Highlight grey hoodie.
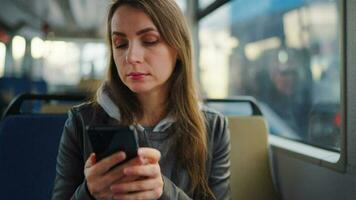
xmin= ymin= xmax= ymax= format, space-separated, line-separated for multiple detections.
xmin=52 ymin=84 xmax=231 ymax=200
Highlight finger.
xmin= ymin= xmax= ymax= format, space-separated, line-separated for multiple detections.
xmin=123 ymin=164 xmax=160 ymax=178
xmin=102 ymin=156 xmax=145 ymax=184
xmin=93 ymin=151 xmax=126 ymax=175
xmin=113 ymin=188 xmax=163 ymax=200
xmin=137 ymin=148 xmax=161 ymax=163
xmin=124 ymin=155 xmax=146 ymax=166
xmin=88 ymin=186 xmax=114 ymax=200
xmin=110 ymin=157 xmax=144 ymax=184
xmin=111 ymin=178 xmax=162 ymax=193
xmin=115 ymin=175 xmax=141 ymax=183
xmin=85 ymin=153 xmax=97 ymax=169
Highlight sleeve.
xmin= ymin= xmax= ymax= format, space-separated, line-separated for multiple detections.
xmin=52 ymin=110 xmax=94 ymax=200
xmin=209 ymin=116 xmax=231 ymax=200
xmin=159 ymin=176 xmax=193 ymax=200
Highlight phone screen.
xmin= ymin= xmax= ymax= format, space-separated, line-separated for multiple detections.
xmin=86 ymin=125 xmax=139 ymax=162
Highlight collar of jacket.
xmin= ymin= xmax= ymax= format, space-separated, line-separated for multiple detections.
xmin=96 ymin=82 xmax=176 ymax=133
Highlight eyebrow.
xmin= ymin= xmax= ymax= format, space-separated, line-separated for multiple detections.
xmin=112 ymin=27 xmax=158 ymax=37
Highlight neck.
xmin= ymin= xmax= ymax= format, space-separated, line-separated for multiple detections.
xmin=136 ymin=90 xmax=168 ymax=126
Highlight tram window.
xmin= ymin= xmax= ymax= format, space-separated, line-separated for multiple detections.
xmin=42 ymin=41 xmax=81 ymax=86
xmin=12 ymin=35 xmax=26 ymax=76
xmin=198 ymin=0 xmax=341 ymax=151
xmin=31 ymin=37 xmax=45 ymax=59
xmin=0 ymin=42 xmax=5 ymax=77
xmin=40 ymin=41 xmax=106 ymax=87
xmin=80 ymin=43 xmax=107 ymax=79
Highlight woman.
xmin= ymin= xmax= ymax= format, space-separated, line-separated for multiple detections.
xmin=52 ymin=0 xmax=230 ymax=199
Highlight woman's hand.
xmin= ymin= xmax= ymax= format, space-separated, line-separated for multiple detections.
xmin=84 ymin=152 xmax=144 ymax=200
xmin=110 ymin=147 xmax=164 ymax=200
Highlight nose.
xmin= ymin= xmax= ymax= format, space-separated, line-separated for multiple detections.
xmin=125 ymin=42 xmax=143 ymax=65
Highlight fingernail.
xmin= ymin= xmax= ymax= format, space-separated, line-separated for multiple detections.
xmin=138 ymin=148 xmax=143 ymax=155
xmin=118 ymin=152 xmax=125 ymax=159
xmin=91 ymin=154 xmax=96 ymax=163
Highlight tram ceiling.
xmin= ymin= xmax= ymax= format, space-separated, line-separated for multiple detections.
xmin=0 ymin=0 xmax=109 ymax=39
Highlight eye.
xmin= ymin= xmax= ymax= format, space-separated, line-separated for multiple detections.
xmin=142 ymin=36 xmax=160 ymax=46
xmin=115 ymin=43 xmax=128 ymax=49
xmin=112 ymin=37 xmax=128 ymax=49
xmin=143 ymin=40 xmax=159 ymax=46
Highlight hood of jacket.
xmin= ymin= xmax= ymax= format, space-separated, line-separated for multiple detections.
xmin=96 ymin=82 xmax=176 ymax=133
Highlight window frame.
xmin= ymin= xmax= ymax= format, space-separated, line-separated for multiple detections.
xmin=346 ymin=0 xmax=356 ymax=171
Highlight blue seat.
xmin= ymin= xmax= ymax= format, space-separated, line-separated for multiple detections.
xmin=0 ymin=114 xmax=67 ymax=200
xmin=0 ymin=77 xmax=32 ymax=95
xmin=0 ymin=77 xmax=48 ymax=115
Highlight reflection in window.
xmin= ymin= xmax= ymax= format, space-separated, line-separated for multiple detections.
xmin=199 ymin=0 xmax=341 ymax=151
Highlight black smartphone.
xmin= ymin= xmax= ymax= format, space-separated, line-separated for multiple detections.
xmin=86 ymin=125 xmax=139 ymax=162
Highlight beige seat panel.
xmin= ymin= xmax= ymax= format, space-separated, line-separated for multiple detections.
xmin=228 ymin=116 xmax=277 ymax=200
xmin=40 ymin=104 xmax=73 ymax=113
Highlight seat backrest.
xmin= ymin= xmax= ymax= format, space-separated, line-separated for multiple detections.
xmin=40 ymin=104 xmax=75 ymax=113
xmin=228 ymin=116 xmax=277 ymax=200
xmin=0 ymin=114 xmax=67 ymax=200
xmin=0 ymin=77 xmax=32 ymax=95
xmin=204 ymin=97 xmax=263 ymax=117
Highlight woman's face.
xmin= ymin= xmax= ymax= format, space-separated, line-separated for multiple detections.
xmin=111 ymin=5 xmax=178 ymax=96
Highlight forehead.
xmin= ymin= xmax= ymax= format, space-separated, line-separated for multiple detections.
xmin=111 ymin=5 xmax=157 ymax=32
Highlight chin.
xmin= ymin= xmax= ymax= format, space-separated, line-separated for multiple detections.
xmin=127 ymin=85 xmax=152 ymax=94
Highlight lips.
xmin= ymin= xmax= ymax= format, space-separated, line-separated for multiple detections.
xmin=127 ymin=72 xmax=149 ymax=80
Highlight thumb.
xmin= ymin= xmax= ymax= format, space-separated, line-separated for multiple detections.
xmin=137 ymin=148 xmax=161 ymax=164
xmin=85 ymin=153 xmax=97 ymax=169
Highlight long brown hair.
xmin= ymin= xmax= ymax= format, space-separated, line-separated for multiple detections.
xmin=105 ymin=0 xmax=214 ymax=198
